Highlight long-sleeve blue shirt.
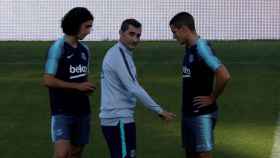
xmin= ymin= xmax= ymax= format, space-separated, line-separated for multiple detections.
xmin=99 ymin=42 xmax=164 ymax=126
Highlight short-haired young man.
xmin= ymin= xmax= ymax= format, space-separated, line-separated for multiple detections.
xmin=169 ymin=12 xmax=231 ymax=158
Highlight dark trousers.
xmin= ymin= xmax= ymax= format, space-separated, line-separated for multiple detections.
xmin=102 ymin=122 xmax=136 ymax=158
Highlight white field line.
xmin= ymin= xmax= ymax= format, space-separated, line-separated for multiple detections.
xmin=0 ymin=61 xmax=278 ymax=65
xmin=271 ymin=113 xmax=280 ymax=158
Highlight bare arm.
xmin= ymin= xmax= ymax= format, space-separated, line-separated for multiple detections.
xmin=193 ymin=65 xmax=231 ymax=108
xmin=212 ymin=65 xmax=231 ymax=99
xmin=43 ymin=74 xmax=96 ymax=93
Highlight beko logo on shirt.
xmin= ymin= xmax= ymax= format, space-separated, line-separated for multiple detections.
xmin=183 ymin=66 xmax=191 ymax=78
xmin=69 ymin=64 xmax=87 ymax=74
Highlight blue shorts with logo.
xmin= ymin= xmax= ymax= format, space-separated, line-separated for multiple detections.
xmin=182 ymin=111 xmax=218 ymax=152
xmin=51 ymin=114 xmax=90 ymax=145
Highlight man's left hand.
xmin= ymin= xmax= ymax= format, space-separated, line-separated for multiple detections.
xmin=193 ymin=95 xmax=215 ymax=109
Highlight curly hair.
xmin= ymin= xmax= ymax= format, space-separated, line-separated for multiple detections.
xmin=61 ymin=7 xmax=93 ymax=35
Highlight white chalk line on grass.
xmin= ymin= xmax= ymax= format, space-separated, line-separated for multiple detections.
xmin=0 ymin=62 xmax=41 ymax=65
xmin=0 ymin=61 xmax=279 ymax=66
xmin=271 ymin=113 xmax=280 ymax=158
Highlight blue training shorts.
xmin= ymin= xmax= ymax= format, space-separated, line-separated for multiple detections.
xmin=51 ymin=114 xmax=90 ymax=145
xmin=182 ymin=111 xmax=218 ymax=152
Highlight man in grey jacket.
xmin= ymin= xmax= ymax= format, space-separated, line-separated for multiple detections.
xmin=99 ymin=18 xmax=175 ymax=158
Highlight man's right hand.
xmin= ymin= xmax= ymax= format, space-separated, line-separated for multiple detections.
xmin=159 ymin=111 xmax=176 ymax=121
xmin=75 ymin=81 xmax=96 ymax=94
xmin=43 ymin=75 xmax=96 ymax=94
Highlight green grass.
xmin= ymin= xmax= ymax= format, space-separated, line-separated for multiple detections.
xmin=0 ymin=40 xmax=279 ymax=157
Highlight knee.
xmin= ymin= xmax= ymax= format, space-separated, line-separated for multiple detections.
xmin=196 ymin=152 xmax=212 ymax=158
xmin=70 ymin=147 xmax=83 ymax=158
xmin=70 ymin=151 xmax=82 ymax=158
xmin=54 ymin=150 xmax=70 ymax=158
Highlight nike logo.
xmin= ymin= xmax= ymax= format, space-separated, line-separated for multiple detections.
xmin=66 ymin=54 xmax=74 ymax=59
xmin=70 ymin=73 xmax=86 ymax=79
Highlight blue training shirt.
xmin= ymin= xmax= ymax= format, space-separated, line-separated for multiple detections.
xmin=182 ymin=37 xmax=221 ymax=117
xmin=45 ymin=37 xmax=91 ymax=116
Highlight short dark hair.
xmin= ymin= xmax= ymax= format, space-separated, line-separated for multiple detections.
xmin=61 ymin=7 xmax=93 ymax=35
xmin=120 ymin=19 xmax=142 ymax=32
xmin=169 ymin=12 xmax=195 ymax=31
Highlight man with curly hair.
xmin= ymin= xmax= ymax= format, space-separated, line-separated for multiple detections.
xmin=43 ymin=7 xmax=95 ymax=158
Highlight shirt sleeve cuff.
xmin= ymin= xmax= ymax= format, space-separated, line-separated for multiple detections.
xmin=154 ymin=106 xmax=164 ymax=114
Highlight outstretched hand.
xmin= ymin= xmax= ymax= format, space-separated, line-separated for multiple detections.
xmin=159 ymin=111 xmax=176 ymax=121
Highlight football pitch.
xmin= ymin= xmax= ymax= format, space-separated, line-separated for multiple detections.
xmin=0 ymin=40 xmax=279 ymax=158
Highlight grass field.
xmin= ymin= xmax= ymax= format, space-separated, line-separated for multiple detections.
xmin=0 ymin=40 xmax=279 ymax=158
